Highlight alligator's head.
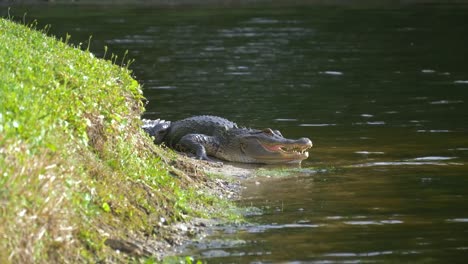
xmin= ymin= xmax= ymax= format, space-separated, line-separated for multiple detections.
xmin=221 ymin=128 xmax=313 ymax=164
xmin=142 ymin=119 xmax=171 ymax=144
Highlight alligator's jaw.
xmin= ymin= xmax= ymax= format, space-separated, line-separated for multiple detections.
xmin=262 ymin=143 xmax=310 ymax=156
xmin=258 ymin=139 xmax=312 ymax=163
xmin=239 ymin=137 xmax=313 ymax=164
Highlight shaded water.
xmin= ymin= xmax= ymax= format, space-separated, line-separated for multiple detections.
xmin=6 ymin=3 xmax=468 ymax=262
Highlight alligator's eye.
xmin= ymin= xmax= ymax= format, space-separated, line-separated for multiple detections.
xmin=273 ymin=130 xmax=283 ymax=137
xmin=262 ymin=128 xmax=274 ymax=136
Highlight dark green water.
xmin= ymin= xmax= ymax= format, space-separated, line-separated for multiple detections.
xmin=6 ymin=3 xmax=468 ymax=262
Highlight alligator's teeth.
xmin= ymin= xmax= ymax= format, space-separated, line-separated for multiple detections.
xmin=278 ymin=146 xmax=308 ymax=155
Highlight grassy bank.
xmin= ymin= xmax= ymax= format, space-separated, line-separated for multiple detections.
xmin=0 ymin=18 xmax=238 ymax=262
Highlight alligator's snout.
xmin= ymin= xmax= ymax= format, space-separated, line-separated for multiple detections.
xmin=242 ymin=134 xmax=313 ymax=164
xmin=274 ymin=137 xmax=312 ymax=154
xmin=298 ymin=137 xmax=313 ymax=148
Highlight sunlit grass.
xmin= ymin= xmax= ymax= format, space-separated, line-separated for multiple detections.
xmin=0 ymin=18 xmax=239 ymax=263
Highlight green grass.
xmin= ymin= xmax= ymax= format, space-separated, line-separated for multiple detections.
xmin=0 ymin=18 xmax=239 ymax=263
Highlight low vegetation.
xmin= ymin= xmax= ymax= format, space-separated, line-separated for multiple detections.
xmin=0 ymin=18 xmax=239 ymax=263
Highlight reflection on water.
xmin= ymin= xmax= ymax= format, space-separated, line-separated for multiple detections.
xmin=7 ymin=3 xmax=468 ymax=263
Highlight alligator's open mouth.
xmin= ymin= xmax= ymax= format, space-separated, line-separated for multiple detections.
xmin=258 ymin=138 xmax=313 ymax=162
xmin=241 ymin=137 xmax=313 ymax=164
xmin=262 ymin=144 xmax=311 ymax=156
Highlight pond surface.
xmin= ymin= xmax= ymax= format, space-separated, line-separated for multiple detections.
xmin=6 ymin=3 xmax=468 ymax=262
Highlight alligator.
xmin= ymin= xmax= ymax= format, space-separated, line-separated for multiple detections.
xmin=142 ymin=115 xmax=312 ymax=164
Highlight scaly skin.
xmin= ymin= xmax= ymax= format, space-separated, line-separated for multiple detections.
xmin=142 ymin=115 xmax=312 ymax=164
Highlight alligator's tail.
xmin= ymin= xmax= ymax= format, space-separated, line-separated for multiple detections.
xmin=142 ymin=119 xmax=171 ymax=144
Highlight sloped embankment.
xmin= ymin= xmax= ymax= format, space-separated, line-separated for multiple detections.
xmin=0 ymin=18 xmax=240 ymax=263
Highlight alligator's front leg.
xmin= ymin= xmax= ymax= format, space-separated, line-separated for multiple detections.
xmin=177 ymin=134 xmax=220 ymax=161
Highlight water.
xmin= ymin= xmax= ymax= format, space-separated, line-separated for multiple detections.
xmin=6 ymin=3 xmax=468 ymax=262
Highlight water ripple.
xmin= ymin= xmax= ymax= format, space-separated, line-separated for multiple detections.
xmin=299 ymin=123 xmax=337 ymax=127
xmin=355 ymin=151 xmax=385 ymax=155
xmin=350 ymin=161 xmax=463 ymax=167
xmin=417 ymin=129 xmax=452 ymax=133
xmin=421 ymin=69 xmax=436 ymax=73
xmin=324 ymin=250 xmax=394 ymax=257
xmin=353 ymin=121 xmax=386 ymax=126
xmin=245 ymin=18 xmax=280 ymax=24
xmin=246 ymin=223 xmax=321 ymax=233
xmin=430 ymin=100 xmax=464 ymax=105
xmin=320 ymin=71 xmax=344 ymax=76
xmin=344 ymin=220 xmax=403 ymax=225
xmin=106 ymin=35 xmax=154 ymax=45
xmin=149 ymin=85 xmax=177 ymax=90
xmin=446 ymin=218 xmax=468 ymax=223
xmin=274 ymin=118 xmax=298 ymax=122
xmin=450 ymin=148 xmax=468 ymax=151
xmin=413 ymin=156 xmax=457 ymax=161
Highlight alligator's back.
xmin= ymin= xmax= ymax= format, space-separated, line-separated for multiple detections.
xmin=165 ymin=115 xmax=238 ymax=147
